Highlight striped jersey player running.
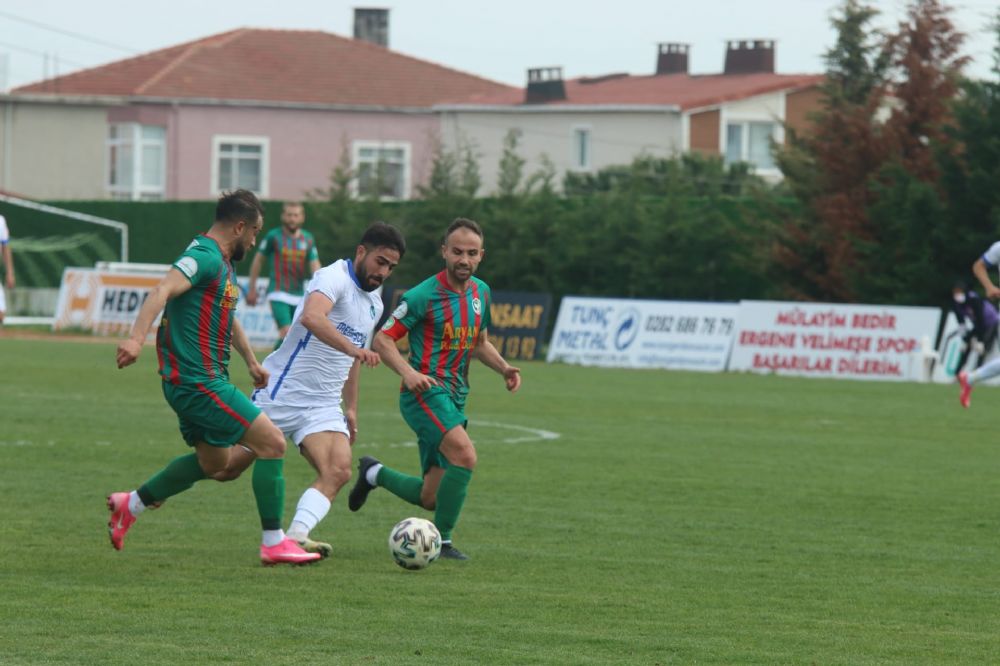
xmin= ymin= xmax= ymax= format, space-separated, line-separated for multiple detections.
xmin=247 ymin=201 xmax=321 ymax=346
xmin=347 ymin=218 xmax=522 ymax=561
xmin=109 ymin=189 xmax=319 ymax=565
xmin=219 ymin=222 xmax=406 ymax=558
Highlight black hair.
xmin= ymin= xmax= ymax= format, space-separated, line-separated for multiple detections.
xmin=443 ymin=217 xmax=483 ymax=244
xmin=215 ymin=189 xmax=264 ymax=225
xmin=361 ymin=221 xmax=406 ymax=257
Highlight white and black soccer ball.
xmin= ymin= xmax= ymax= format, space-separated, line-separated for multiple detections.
xmin=388 ymin=517 xmax=442 ymax=570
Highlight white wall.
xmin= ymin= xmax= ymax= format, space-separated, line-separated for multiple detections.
xmin=440 ymin=110 xmax=682 ymax=194
xmin=0 ymin=101 xmax=107 ymax=198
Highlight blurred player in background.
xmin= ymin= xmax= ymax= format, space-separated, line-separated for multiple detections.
xmin=219 ymin=222 xmax=406 ymax=558
xmin=347 ymin=218 xmax=521 ymax=561
xmin=950 ymin=281 xmax=999 ymax=374
xmin=247 ymin=202 xmax=321 ymax=347
xmin=0 ymin=212 xmax=15 ymax=324
xmin=958 ymin=243 xmax=1000 ymax=408
xmin=109 ymin=189 xmax=319 ymax=566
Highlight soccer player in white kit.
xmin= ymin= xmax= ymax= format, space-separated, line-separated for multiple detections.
xmin=225 ymin=222 xmax=405 ymax=556
xmin=0 ymin=214 xmax=15 ymax=324
xmin=958 ymin=240 xmax=1000 ymax=408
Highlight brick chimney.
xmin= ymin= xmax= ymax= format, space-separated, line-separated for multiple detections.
xmin=656 ymin=43 xmax=689 ymax=75
xmin=354 ymin=7 xmax=389 ymax=47
xmin=525 ymin=67 xmax=566 ymax=104
xmin=724 ymin=40 xmax=775 ymax=74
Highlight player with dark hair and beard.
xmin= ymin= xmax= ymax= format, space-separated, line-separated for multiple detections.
xmin=109 ymin=189 xmax=321 ymax=565
xmin=219 ymin=221 xmax=407 ymax=557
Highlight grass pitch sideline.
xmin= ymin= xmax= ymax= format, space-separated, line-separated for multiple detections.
xmin=1 ymin=337 xmax=998 ymax=664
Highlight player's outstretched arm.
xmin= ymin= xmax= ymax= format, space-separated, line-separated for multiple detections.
xmin=116 ymin=268 xmax=192 ymax=369
xmin=299 ymin=292 xmax=379 ymax=367
xmin=246 ymin=253 xmax=265 ymax=306
xmin=972 ymin=258 xmax=1000 ymax=300
xmin=343 ymin=359 xmax=360 ymax=443
xmin=472 ymin=329 xmax=521 ymax=393
xmin=2 ymin=243 xmax=13 ymax=289
xmin=232 ymin=318 xmax=268 ymax=389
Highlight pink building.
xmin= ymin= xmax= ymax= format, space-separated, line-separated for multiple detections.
xmin=5 ymin=20 xmax=514 ymax=201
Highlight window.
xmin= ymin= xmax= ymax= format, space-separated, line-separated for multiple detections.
xmin=107 ymin=124 xmax=166 ymax=200
xmin=572 ymin=127 xmax=591 ymax=171
xmin=724 ymin=121 xmax=776 ymax=170
xmin=212 ymin=136 xmax=269 ymax=197
xmin=352 ymin=141 xmax=411 ymax=200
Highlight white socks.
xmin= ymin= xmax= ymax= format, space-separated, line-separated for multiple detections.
xmin=128 ymin=490 xmax=146 ymax=516
xmin=366 ymin=463 xmax=383 ymax=487
xmin=287 ymin=488 xmax=331 ymax=539
xmin=970 ymin=357 xmax=1000 ymax=384
xmin=262 ymin=529 xmax=285 ymax=547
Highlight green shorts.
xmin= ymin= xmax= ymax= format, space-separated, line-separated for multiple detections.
xmin=162 ymin=379 xmax=260 ymax=447
xmin=269 ymin=300 xmax=297 ymax=328
xmin=399 ymin=387 xmax=467 ymax=474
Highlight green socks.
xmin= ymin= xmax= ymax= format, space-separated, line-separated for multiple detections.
xmin=376 ymin=464 xmax=474 ymax=541
xmin=252 ymin=458 xmax=285 ymax=530
xmin=377 ymin=466 xmax=424 ymax=506
xmin=138 ymin=453 xmax=206 ymax=505
xmin=434 ymin=466 xmax=473 ymax=542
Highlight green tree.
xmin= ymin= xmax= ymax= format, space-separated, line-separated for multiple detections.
xmin=857 ymin=0 xmax=968 ymax=304
xmin=774 ymin=0 xmax=892 ymax=301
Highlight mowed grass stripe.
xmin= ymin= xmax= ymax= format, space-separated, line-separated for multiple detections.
xmin=0 ymin=338 xmax=998 ymax=664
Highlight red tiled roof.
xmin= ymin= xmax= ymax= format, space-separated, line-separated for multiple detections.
xmin=448 ymin=72 xmax=824 ymax=111
xmin=13 ymin=28 xmax=516 ymax=107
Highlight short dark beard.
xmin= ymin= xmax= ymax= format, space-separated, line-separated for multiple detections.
xmin=231 ymin=244 xmax=246 ymax=262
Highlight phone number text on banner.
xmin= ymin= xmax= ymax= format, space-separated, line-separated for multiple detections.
xmin=546 ymin=296 xmax=738 ymax=370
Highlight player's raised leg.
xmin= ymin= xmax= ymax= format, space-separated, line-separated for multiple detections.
xmin=959 ymin=357 xmax=1000 ymax=408
xmin=348 ymin=455 xmax=425 ymax=511
xmin=241 ymin=413 xmax=321 ymax=565
xmin=286 ymin=431 xmax=354 ymax=558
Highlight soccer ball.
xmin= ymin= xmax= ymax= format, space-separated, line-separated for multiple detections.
xmin=388 ymin=517 xmax=442 ymax=570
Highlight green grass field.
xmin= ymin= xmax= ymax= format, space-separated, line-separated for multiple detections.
xmin=2 ymin=337 xmax=999 ymax=664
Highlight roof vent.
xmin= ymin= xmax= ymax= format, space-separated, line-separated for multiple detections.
xmin=354 ymin=8 xmax=389 ymax=47
xmin=656 ymin=43 xmax=689 ymax=75
xmin=724 ymin=40 xmax=775 ymax=74
xmin=525 ymin=67 xmax=566 ymax=104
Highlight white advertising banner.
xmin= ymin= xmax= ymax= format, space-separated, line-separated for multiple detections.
xmin=546 ymin=296 xmax=739 ymax=371
xmin=729 ymin=300 xmax=942 ymax=382
xmin=53 ymin=267 xmax=280 ymax=347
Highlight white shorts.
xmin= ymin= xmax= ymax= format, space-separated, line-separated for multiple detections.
xmin=251 ymin=390 xmax=348 ymax=446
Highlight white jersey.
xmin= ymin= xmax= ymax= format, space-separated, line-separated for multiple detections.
xmin=259 ymin=259 xmax=383 ymax=405
xmin=0 ymin=215 xmax=8 ymax=245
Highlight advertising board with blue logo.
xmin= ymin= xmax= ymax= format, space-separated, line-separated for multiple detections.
xmin=545 ymin=296 xmax=739 ymax=370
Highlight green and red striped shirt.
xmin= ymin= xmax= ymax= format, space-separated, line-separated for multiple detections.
xmin=257 ymin=228 xmax=318 ymax=296
xmin=157 ymin=235 xmax=240 ymax=385
xmin=381 ymin=271 xmax=492 ymax=398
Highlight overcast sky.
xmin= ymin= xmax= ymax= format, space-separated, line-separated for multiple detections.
xmin=1 ymin=0 xmax=996 ymax=92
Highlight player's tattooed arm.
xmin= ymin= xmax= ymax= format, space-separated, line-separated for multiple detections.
xmin=116 ymin=268 xmax=192 ymax=369
xmin=232 ymin=318 xmax=268 ymax=389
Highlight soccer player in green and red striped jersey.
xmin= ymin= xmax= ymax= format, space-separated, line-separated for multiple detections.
xmin=247 ymin=202 xmax=321 ymax=345
xmin=347 ymin=218 xmax=522 ymax=561
xmin=108 ymin=189 xmax=320 ymax=566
